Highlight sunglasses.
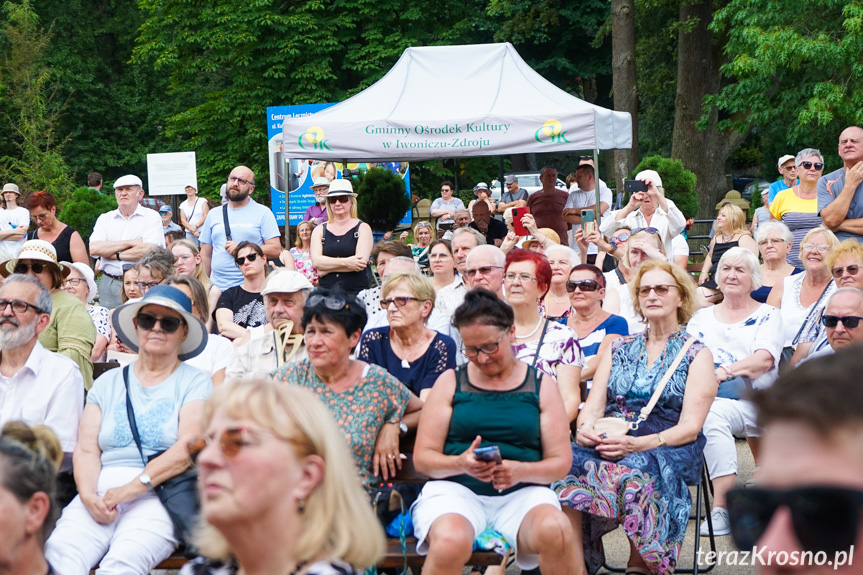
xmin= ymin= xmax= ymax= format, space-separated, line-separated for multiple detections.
xmin=610 ymin=232 xmax=631 ymax=245
xmin=14 ymin=262 xmax=45 ymax=274
xmin=631 ymin=227 xmax=660 ymax=236
xmin=821 ymin=314 xmax=863 ymax=329
xmin=136 ymin=312 xmax=183 ymax=334
xmin=799 ymin=161 xmax=824 ymax=170
xmin=565 ymin=279 xmax=601 ymax=292
xmin=235 ymin=253 xmax=259 ymax=266
xmin=831 ymin=265 xmax=860 ymax=278
xmin=727 ymin=486 xmax=863 ymax=555
xmin=461 ymin=330 xmax=508 ymax=359
xmin=306 ymin=293 xmax=350 ymax=310
xmin=636 ymin=284 xmax=679 ymax=297
xmin=380 ymin=296 xmax=421 ymax=309
xmin=327 ymin=196 xmax=351 ymax=204
xmin=464 ymin=265 xmax=503 ymax=279
xmin=187 ymin=427 xmax=281 ymax=464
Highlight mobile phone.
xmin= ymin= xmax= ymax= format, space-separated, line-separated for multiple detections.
xmin=624 ymin=179 xmax=647 ymax=194
xmin=512 ymin=207 xmax=531 ymax=237
xmin=581 ymin=209 xmax=595 ymax=235
xmin=473 ymin=445 xmax=502 ymax=464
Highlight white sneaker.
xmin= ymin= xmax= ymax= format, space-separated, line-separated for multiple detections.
xmin=700 ymin=507 xmax=731 ymax=536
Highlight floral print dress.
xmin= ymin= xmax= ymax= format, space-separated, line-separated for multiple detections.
xmin=290 ymin=246 xmax=318 ymax=285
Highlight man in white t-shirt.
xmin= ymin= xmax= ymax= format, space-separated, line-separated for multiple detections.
xmin=0 ymin=183 xmax=30 ymax=261
xmin=563 ymin=164 xmax=612 ymax=261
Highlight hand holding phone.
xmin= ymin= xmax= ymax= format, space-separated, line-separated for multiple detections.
xmin=581 ymin=209 xmax=596 ymax=235
xmin=473 ymin=445 xmax=503 ymax=464
xmin=512 ymin=207 xmax=531 ymax=236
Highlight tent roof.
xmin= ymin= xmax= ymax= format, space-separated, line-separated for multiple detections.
xmin=281 ymin=42 xmax=632 ymax=161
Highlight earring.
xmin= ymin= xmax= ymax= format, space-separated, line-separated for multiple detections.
xmin=297 ymin=499 xmax=306 ymax=514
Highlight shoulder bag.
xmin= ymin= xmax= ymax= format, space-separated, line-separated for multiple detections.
xmin=123 ymin=366 xmax=200 ymax=555
xmin=593 ymin=336 xmax=696 ymax=437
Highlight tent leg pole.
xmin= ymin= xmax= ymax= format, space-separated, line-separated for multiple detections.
xmin=284 ymin=155 xmax=291 ymax=247
xmin=593 ymin=149 xmax=601 ymax=227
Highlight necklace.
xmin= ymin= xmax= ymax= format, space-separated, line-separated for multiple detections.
xmin=392 ymin=330 xmax=426 ymax=369
xmin=515 ymin=315 xmax=543 ymax=339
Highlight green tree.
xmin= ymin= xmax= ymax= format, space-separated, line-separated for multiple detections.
xmin=58 ymin=186 xmax=117 ymax=243
xmin=355 ymin=168 xmax=412 ymax=232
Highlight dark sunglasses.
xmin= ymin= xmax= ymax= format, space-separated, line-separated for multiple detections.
xmin=799 ymin=161 xmax=824 ymax=170
xmin=188 ymin=427 xmax=281 ymax=464
xmin=327 ymin=196 xmax=351 ymax=204
xmin=380 ymin=296 xmax=421 ymax=309
xmin=610 ymin=232 xmax=631 ymax=245
xmin=821 ymin=314 xmax=863 ymax=329
xmin=727 ymin=486 xmax=863 ymax=555
xmin=831 ymin=265 xmax=860 ymax=278
xmin=136 ymin=312 xmax=183 ymax=334
xmin=464 ymin=265 xmax=503 ymax=279
xmin=631 ymin=227 xmax=660 ymax=236
xmin=235 ymin=253 xmax=259 ymax=266
xmin=14 ymin=262 xmax=45 ymax=274
xmin=306 ymin=293 xmax=350 ymax=310
xmin=565 ymin=279 xmax=601 ymax=293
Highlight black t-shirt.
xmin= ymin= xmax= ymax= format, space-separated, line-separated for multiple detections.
xmin=470 ymin=218 xmax=508 ymax=245
xmin=216 ymin=286 xmax=266 ymax=329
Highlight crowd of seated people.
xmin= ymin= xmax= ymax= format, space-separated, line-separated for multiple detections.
xmin=6 ymin=132 xmax=863 ymax=574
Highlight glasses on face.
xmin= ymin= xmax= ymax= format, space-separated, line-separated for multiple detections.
xmin=504 ymin=272 xmax=538 ymax=284
xmin=565 ymin=279 xmax=601 ymax=293
xmin=799 ymin=161 xmax=824 ymax=170
xmin=235 ymin=253 xmax=259 ymax=266
xmin=63 ymin=278 xmax=85 ymax=287
xmin=175 ymin=253 xmax=194 ymax=262
xmin=306 ymin=293 xmax=350 ymax=310
xmin=781 ymin=165 xmax=798 ymax=171
xmin=636 ymin=284 xmax=679 ymax=297
xmin=327 ymin=196 xmax=351 ymax=204
xmin=228 ymin=175 xmax=254 ymax=186
xmin=0 ymin=298 xmax=47 ymax=315
xmin=610 ymin=232 xmax=631 ymax=246
xmin=31 ymin=213 xmax=50 ymax=222
xmin=831 ymin=265 xmax=860 ymax=278
xmin=136 ymin=281 xmax=162 ymax=293
xmin=14 ymin=262 xmax=45 ymax=275
xmin=821 ymin=314 xmax=863 ymax=329
xmin=461 ymin=330 xmax=508 ymax=359
xmin=380 ymin=296 xmax=421 ymax=309
xmin=758 ymin=237 xmax=786 ymax=246
xmin=801 ymin=243 xmax=830 ymax=253
xmin=429 ymin=252 xmax=452 ymax=260
xmin=464 ymin=265 xmax=503 ymax=279
xmin=187 ymin=427 xmax=283 ymax=465
xmin=727 ymin=486 xmax=863 ymax=555
xmin=136 ymin=312 xmax=183 ymax=334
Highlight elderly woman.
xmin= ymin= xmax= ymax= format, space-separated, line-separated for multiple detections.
xmin=182 ymin=381 xmax=385 ymax=575
xmin=358 ymin=272 xmax=456 ymax=400
xmin=26 ymin=191 xmax=89 ymax=264
xmin=540 ymin=244 xmax=578 ymax=323
xmin=400 ymin=221 xmax=435 ymax=274
xmin=769 ymin=148 xmax=825 ymax=267
xmin=504 ymin=249 xmax=583 ymax=421
xmin=686 ymin=247 xmax=783 ymax=536
xmin=698 ymin=203 xmax=759 ymax=303
xmin=566 ymin=264 xmax=628 ymax=393
xmin=412 ymin=289 xmax=578 ymax=574
xmin=290 ymin=220 xmax=319 ymax=286
xmin=767 ymin=225 xmax=839 ymax=349
xmin=45 ymin=285 xmax=212 ymax=573
xmin=577 ymin=226 xmax=632 ymax=273
xmin=1 ymin=239 xmax=97 ymax=388
xmin=172 ymin=239 xmax=221 ymax=332
xmin=556 ymin=259 xmax=716 ymax=574
xmin=274 ymin=288 xmax=423 ymax=490
xmin=428 ymin=239 xmax=457 ymax=290
xmin=135 ymin=247 xmax=176 ymax=297
xmin=310 ymin=179 xmax=373 ymax=296
xmin=215 ymin=241 xmax=268 ymax=340
xmin=751 ymin=221 xmax=797 ymax=303
xmin=63 ymin=261 xmax=111 ymax=362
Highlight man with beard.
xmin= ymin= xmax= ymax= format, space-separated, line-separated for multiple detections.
xmin=302 ymin=177 xmax=330 ymax=226
xmin=200 ymin=165 xmax=282 ymax=290
xmin=0 ymin=274 xmax=85 ymax=469
xmin=469 ymin=200 xmax=507 ymax=246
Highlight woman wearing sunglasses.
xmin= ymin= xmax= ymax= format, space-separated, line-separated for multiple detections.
xmin=697 ymin=203 xmax=759 ymax=305
xmin=769 ymin=149 xmax=826 ymax=268
xmin=686 ymin=247 xmax=783 ymax=537
xmin=400 ymin=221 xmax=435 ymax=275
xmin=0 ymin=239 xmax=97 ymax=388
xmin=310 ymin=180 xmax=373 ymax=296
xmin=46 ymin=284 xmax=211 ymax=573
xmin=215 ymin=241 xmax=268 ymax=340
xmin=181 ymin=380 xmax=385 ymax=575
xmin=275 ymin=288 xmax=422 ymax=491
xmin=63 ymin=261 xmax=111 ymax=362
xmin=556 ymin=259 xmax=715 ymax=575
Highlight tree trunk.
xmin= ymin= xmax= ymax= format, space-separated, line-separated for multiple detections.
xmin=611 ymin=0 xmax=638 ymax=190
xmin=671 ymin=0 xmax=748 ymax=218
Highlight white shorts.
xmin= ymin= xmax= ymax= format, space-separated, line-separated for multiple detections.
xmin=411 ymin=480 xmax=561 ymax=570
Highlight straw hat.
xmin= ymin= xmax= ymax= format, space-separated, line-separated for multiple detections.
xmin=0 ymin=240 xmax=70 ymax=279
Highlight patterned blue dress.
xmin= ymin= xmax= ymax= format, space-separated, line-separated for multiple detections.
xmin=553 ymin=331 xmax=706 ymax=574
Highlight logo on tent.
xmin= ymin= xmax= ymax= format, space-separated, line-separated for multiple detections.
xmin=298 ymin=126 xmax=331 ymax=151
xmin=534 ymin=120 xmax=570 ymax=145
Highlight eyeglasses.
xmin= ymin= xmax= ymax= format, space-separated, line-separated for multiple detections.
xmin=187 ymin=427 xmax=286 ymax=465
xmin=727 ymin=486 xmax=863 ymax=555
xmin=14 ymin=262 xmax=45 ymax=275
xmin=306 ymin=294 xmax=350 ymax=310
xmin=801 ymin=243 xmax=830 ymax=252
xmin=636 ymin=284 xmax=679 ymax=297
xmin=504 ymin=273 xmax=538 ymax=284
xmin=135 ymin=312 xmax=183 ymax=334
xmin=464 ymin=265 xmax=503 ymax=279
xmin=380 ymin=296 xmax=421 ymax=309
xmin=631 ymin=227 xmax=660 ymax=236
xmin=0 ymin=298 xmax=47 ymax=315
xmin=610 ymin=232 xmax=631 ymax=245
xmin=429 ymin=252 xmax=452 ymax=260
xmin=136 ymin=280 xmax=162 ymax=292
xmin=228 ymin=175 xmax=254 ymax=186
xmin=781 ymin=165 xmax=798 ymax=171
xmin=327 ymin=196 xmax=351 ymax=204
xmin=461 ymin=330 xmax=508 ymax=359
xmin=565 ymin=279 xmax=601 ymax=292
xmin=831 ymin=265 xmax=860 ymax=278
xmin=758 ymin=238 xmax=786 ymax=246
xmin=821 ymin=314 xmax=863 ymax=329
xmin=31 ymin=213 xmax=50 ymax=222
xmin=63 ymin=278 xmax=85 ymax=287
xmin=799 ymin=161 xmax=824 ymax=170
xmin=235 ymin=253 xmax=259 ymax=266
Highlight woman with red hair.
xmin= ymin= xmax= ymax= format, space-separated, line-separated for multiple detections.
xmin=504 ymin=248 xmax=583 ymax=422
xmin=26 ymin=191 xmax=89 ymax=265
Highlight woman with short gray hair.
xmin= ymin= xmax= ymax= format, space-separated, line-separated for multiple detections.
xmin=769 ymin=148 xmax=825 ymax=267
xmin=752 ymin=221 xmax=798 ymax=303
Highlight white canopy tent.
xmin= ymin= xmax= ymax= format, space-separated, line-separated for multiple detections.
xmin=281 ymin=42 xmax=632 ymax=161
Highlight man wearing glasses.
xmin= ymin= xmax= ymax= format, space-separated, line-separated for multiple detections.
xmin=463 ymin=245 xmax=505 ymax=299
xmin=199 ymin=165 xmax=282 ymax=291
xmin=430 ymin=180 xmax=465 ymax=237
xmin=796 ymin=289 xmax=863 ymax=364
xmin=767 ymin=154 xmax=799 ymax=203
xmin=819 ymin=125 xmax=863 ymax=242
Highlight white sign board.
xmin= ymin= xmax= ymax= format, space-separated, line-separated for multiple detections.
xmin=146 ymin=151 xmax=197 ymax=196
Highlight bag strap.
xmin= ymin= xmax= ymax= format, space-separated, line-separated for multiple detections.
xmin=222 ymin=203 xmax=232 ymax=242
xmin=122 ymin=365 xmax=148 ymax=468
xmin=791 ymin=279 xmax=834 ymax=346
xmin=636 ymin=336 xmax=697 ymax=424
xmin=532 ymin=318 xmax=550 ymax=368
xmin=615 ymin=267 xmax=625 ymax=285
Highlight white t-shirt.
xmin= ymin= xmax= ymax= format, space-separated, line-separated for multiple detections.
xmin=671 ymin=234 xmax=689 ymax=263
xmin=565 ymin=183 xmax=613 ymax=254
xmin=0 ymin=206 xmax=30 ymax=259
xmin=185 ymin=334 xmax=236 ymax=378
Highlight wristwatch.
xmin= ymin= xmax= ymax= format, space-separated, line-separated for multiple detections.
xmin=138 ymin=472 xmax=153 ymax=490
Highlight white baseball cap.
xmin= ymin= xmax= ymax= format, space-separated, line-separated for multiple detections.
xmin=114 ymin=175 xmax=143 ymax=188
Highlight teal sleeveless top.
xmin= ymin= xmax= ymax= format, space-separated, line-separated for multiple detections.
xmin=443 ymin=364 xmax=543 ymax=496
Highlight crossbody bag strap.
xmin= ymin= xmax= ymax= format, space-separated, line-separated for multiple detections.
xmin=122 ymin=365 xmax=148 ymax=467
xmin=532 ymin=318 xmax=550 ymax=368
xmin=222 ymin=203 xmax=232 ymax=242
xmin=637 ymin=336 xmax=697 ymax=424
xmin=791 ymin=279 xmax=834 ymax=346
xmin=615 ymin=267 xmax=625 ymax=285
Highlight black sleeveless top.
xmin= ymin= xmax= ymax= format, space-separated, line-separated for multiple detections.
xmin=318 ymin=221 xmax=369 ymax=295
xmin=31 ymin=225 xmax=77 ymax=263
xmin=702 ymin=239 xmax=740 ymax=289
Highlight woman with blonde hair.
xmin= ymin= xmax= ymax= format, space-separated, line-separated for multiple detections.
xmin=399 ymin=221 xmax=435 ymax=274
xmin=698 ymin=203 xmax=759 ymax=304
xmin=173 ymin=238 xmax=222 ymax=331
xmin=291 ymin=220 xmax=319 ymax=286
xmin=183 ymin=380 xmax=385 ymax=575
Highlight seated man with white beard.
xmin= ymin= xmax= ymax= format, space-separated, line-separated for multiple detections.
xmin=0 ymin=274 xmax=85 ymax=470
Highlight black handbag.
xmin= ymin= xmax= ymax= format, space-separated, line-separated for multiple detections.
xmin=123 ymin=365 xmax=200 ymax=556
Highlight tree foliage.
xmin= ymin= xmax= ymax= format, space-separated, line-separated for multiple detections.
xmin=355 ymin=168 xmax=412 ymax=232
xmin=58 ymin=186 xmax=117 ymax=244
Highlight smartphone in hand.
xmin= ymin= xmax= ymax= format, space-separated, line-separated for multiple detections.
xmin=473 ymin=445 xmax=503 ymax=464
xmin=512 ymin=207 xmax=531 ymax=237
xmin=624 ymin=179 xmax=647 ymax=194
xmin=581 ymin=209 xmax=596 ymax=235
